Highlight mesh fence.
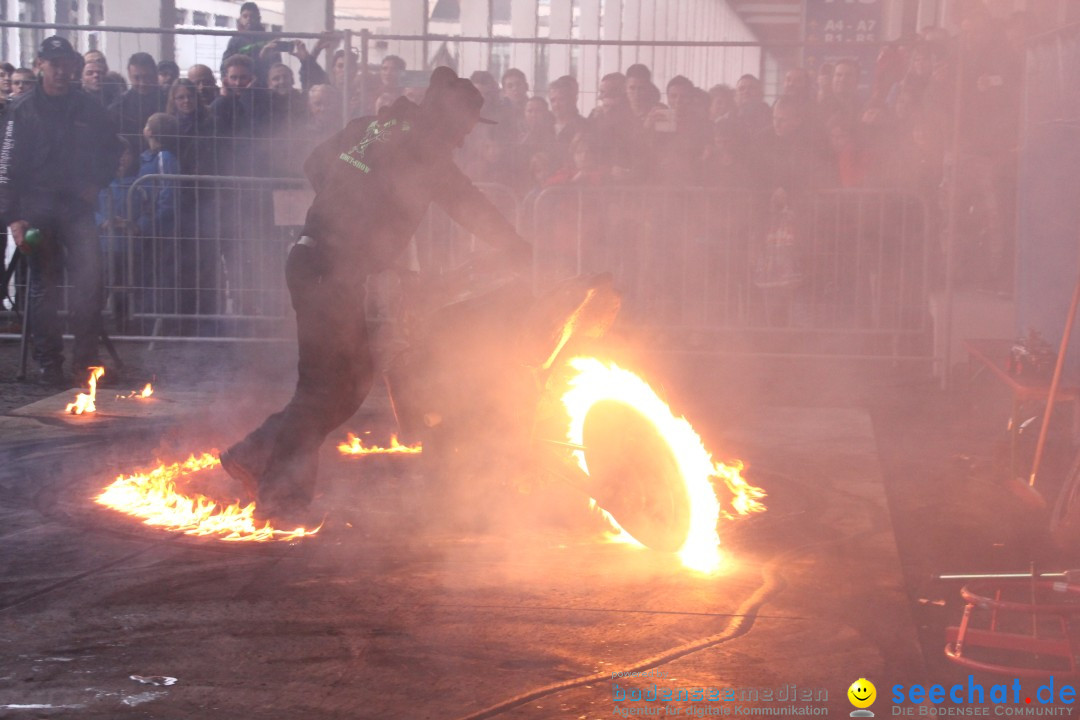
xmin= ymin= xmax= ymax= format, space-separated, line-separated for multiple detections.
xmin=0 ymin=20 xmax=942 ymax=362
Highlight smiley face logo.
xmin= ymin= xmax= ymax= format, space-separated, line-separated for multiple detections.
xmin=848 ymin=678 xmax=876 ymax=709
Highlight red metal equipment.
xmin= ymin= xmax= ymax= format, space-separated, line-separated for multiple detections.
xmin=945 ymin=579 xmax=1080 ymax=678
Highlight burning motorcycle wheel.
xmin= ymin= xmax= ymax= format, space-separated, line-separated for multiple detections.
xmin=581 ymin=399 xmax=692 ymax=553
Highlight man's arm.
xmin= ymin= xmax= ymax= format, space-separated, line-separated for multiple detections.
xmin=0 ymin=113 xmax=19 ymax=221
xmin=292 ymin=41 xmax=329 ymax=92
xmin=0 ymin=111 xmax=32 ymax=251
xmin=434 ymin=161 xmax=532 ymax=268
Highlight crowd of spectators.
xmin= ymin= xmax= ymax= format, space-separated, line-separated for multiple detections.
xmin=0 ymin=0 xmax=1034 ymax=340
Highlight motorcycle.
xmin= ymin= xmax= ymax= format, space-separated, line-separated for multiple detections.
xmin=383 ymin=259 xmax=699 ymax=554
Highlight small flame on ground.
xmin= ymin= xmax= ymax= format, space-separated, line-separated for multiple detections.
xmin=337 ymin=432 xmax=422 ymax=456
xmin=117 ymin=383 xmax=154 ymax=400
xmin=95 ymin=452 xmax=319 ymax=542
xmin=66 ymin=366 xmax=104 ymax=415
xmin=561 ymin=357 xmax=765 ymax=574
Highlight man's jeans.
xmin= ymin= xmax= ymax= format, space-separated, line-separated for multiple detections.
xmin=26 ymin=210 xmax=104 ymax=371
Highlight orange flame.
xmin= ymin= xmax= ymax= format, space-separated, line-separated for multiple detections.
xmin=561 ymin=357 xmax=765 ymax=574
xmin=117 ymin=383 xmax=154 ymax=400
xmin=337 ymin=433 xmax=422 ymax=456
xmin=94 ymin=452 xmax=319 ymax=542
xmin=66 ymin=366 xmax=104 ymax=415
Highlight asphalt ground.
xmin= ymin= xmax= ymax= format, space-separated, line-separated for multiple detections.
xmin=1 ymin=335 xmax=1080 ymax=718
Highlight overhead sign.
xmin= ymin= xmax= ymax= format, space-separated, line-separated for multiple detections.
xmin=803 ymin=0 xmax=883 ymax=75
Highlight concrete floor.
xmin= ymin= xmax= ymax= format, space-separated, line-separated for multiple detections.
xmin=0 ymin=343 xmax=1077 ymax=718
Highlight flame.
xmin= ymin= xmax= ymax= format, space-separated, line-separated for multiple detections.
xmin=94 ymin=452 xmax=319 ymax=542
xmin=66 ymin=366 xmax=104 ymax=415
xmin=117 ymin=383 xmax=154 ymax=400
xmin=561 ymin=357 xmax=765 ymax=574
xmin=337 ymin=432 xmax=422 ymax=456
xmin=542 ymin=287 xmax=597 ymax=370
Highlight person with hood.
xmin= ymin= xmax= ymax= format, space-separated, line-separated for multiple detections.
xmin=219 ymin=67 xmax=532 ymax=522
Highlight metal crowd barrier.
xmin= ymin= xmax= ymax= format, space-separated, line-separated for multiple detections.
xmin=102 ymin=175 xmax=520 ymax=340
xmin=527 ymin=185 xmax=932 ymax=358
xmin=109 ymin=173 xmax=308 ymax=340
xmin=4 ymin=181 xmax=930 ymax=360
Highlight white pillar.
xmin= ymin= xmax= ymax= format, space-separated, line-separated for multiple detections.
xmin=637 ymin=0 xmax=655 ymax=82
xmin=599 ymin=0 xmax=622 ymax=79
xmin=389 ymin=0 xmax=425 ymax=73
xmin=285 ymin=0 xmax=332 ymax=33
xmin=460 ymin=0 xmax=490 ymax=76
xmin=76 ymin=0 xmax=90 ymax=54
xmin=510 ymin=0 xmax=536 ymax=86
xmin=579 ymin=0 xmax=600 ymax=112
xmin=103 ymin=0 xmax=165 ymax=72
xmin=548 ymin=0 xmax=572 ymax=82
xmin=3 ymin=1 xmax=21 ymax=67
xmin=620 ymin=0 xmax=640 ymax=72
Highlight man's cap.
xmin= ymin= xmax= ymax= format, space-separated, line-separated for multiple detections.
xmin=424 ymin=66 xmax=497 ymax=125
xmin=38 ymin=36 xmax=79 ymax=61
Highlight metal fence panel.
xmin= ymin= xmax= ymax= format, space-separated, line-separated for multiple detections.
xmin=528 ymin=185 xmax=930 ymax=353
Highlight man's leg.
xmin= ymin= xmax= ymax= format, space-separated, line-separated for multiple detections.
xmin=62 ymin=212 xmax=105 ymax=370
xmin=257 ymin=279 xmax=375 ymax=512
xmin=26 ymin=229 xmax=66 ymax=379
xmin=223 ymin=246 xmax=375 ymax=514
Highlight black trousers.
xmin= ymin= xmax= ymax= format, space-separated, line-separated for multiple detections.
xmin=26 ymin=209 xmax=104 ymax=371
xmin=227 ymin=244 xmax=375 ymax=509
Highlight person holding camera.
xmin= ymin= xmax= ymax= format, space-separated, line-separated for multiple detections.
xmin=221 ymin=1 xmax=281 ymax=88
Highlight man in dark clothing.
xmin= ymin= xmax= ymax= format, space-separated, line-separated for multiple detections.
xmin=734 ymin=73 xmax=773 ymax=140
xmin=0 ymin=37 xmax=122 ymax=385
xmin=210 ymin=54 xmax=272 ymax=176
xmin=548 ymin=75 xmax=587 ymax=146
xmin=219 ymin=67 xmax=531 ymax=522
xmin=157 ymin=59 xmax=180 ymax=88
xmin=209 ymin=54 xmax=273 ymax=314
xmin=110 ymin=52 xmax=166 ymax=149
xmin=221 ymin=1 xmax=281 ymax=88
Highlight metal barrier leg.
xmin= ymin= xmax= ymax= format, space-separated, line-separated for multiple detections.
xmin=17 ymin=266 xmax=31 ymax=381
xmin=100 ymin=327 xmax=124 ymax=371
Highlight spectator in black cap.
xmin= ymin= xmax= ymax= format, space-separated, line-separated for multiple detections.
xmin=0 ymin=36 xmax=122 ymax=385
xmin=157 ymin=59 xmax=180 ymax=89
xmin=221 ymin=1 xmax=281 ymax=88
xmin=218 ymin=66 xmax=531 ymax=524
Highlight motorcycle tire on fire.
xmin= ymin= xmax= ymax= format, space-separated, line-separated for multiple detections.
xmin=581 ymin=399 xmax=692 ymax=553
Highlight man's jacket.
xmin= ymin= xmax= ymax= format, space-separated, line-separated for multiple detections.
xmin=300 ymin=97 xmax=526 ymax=278
xmin=0 ymin=84 xmax=121 ymax=221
